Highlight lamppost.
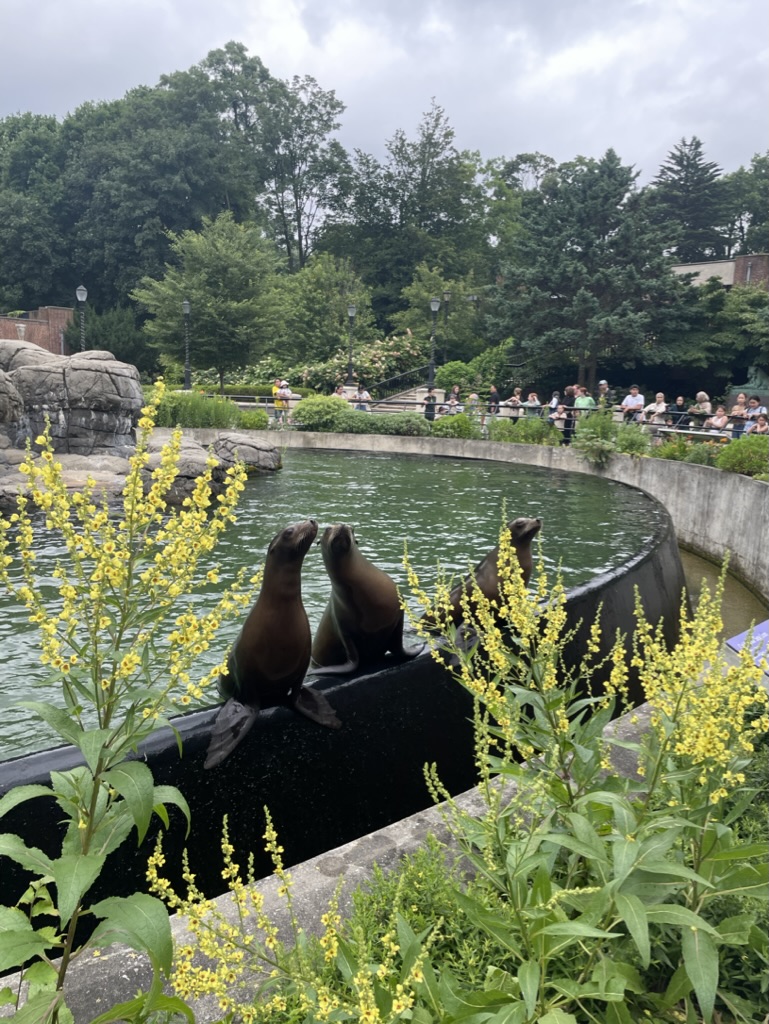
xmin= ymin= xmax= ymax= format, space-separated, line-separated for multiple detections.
xmin=75 ymin=285 xmax=87 ymax=352
xmin=345 ymin=303 xmax=357 ymax=386
xmin=442 ymin=289 xmax=451 ymax=362
xmin=182 ymin=299 xmax=191 ymax=390
xmin=428 ymin=297 xmax=440 ymax=387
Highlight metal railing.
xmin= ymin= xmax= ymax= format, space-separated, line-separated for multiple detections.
xmin=367 ymin=365 xmax=431 ymax=403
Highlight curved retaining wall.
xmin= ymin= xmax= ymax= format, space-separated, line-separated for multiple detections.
xmin=220 ymin=430 xmax=767 ymax=602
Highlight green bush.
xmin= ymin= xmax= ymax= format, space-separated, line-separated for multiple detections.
xmin=154 ymin=390 xmax=241 ymax=428
xmin=290 ymin=395 xmax=351 ymax=432
xmin=654 ymin=435 xmax=691 ymax=461
xmin=683 ymin=441 xmax=722 ymax=466
xmin=236 ymin=408 xmax=269 ymax=430
xmin=716 ymin=433 xmax=769 ymax=477
xmin=489 ymin=414 xmax=561 ymax=446
xmin=615 ymin=421 xmax=651 ymax=456
xmin=336 ymin=409 xmax=382 ymax=434
xmin=572 ymin=409 xmax=619 ymax=464
xmin=375 ymin=412 xmax=432 ymax=436
xmin=430 ymin=412 xmax=483 ymax=439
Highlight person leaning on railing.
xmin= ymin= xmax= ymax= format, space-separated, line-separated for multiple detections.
xmin=641 ymin=393 xmax=668 ymax=429
xmin=729 ymin=392 xmax=748 ymax=438
xmin=703 ymin=405 xmax=730 ymax=431
xmin=746 ymin=413 xmax=768 ymax=435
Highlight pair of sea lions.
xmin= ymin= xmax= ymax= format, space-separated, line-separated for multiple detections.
xmin=204 ymin=520 xmax=420 ymax=769
xmin=204 ymin=515 xmax=542 ymax=768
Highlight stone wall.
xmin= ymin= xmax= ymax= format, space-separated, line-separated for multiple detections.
xmin=0 ymin=306 xmax=72 ymax=355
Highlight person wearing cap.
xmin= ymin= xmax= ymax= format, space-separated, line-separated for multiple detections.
xmin=595 ymin=379 xmax=615 ymax=405
xmin=620 ymin=385 xmax=645 ymax=423
xmin=274 ymin=379 xmax=291 ymax=425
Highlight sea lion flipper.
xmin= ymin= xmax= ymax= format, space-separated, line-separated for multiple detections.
xmin=388 ymin=612 xmax=427 ymax=659
xmin=204 ymin=698 xmax=260 ymax=769
xmin=309 ymin=655 xmax=360 ymax=676
xmin=293 ymin=686 xmax=342 ymax=729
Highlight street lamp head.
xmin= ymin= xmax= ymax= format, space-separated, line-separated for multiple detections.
xmin=430 ymin=297 xmax=441 ymax=314
xmin=442 ymin=290 xmax=452 ymax=303
xmin=75 ymin=285 xmax=88 ymax=303
xmin=347 ymin=303 xmax=357 ymax=319
xmin=467 ymin=294 xmax=478 ymax=303
xmin=182 ymin=299 xmax=191 ymax=316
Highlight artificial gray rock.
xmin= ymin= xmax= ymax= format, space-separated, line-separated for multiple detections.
xmin=0 ymin=340 xmax=143 ymax=455
xmin=0 ymin=371 xmax=23 ymax=449
xmin=211 ymin=432 xmax=282 ymax=474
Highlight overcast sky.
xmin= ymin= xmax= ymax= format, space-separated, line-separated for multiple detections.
xmin=1 ymin=0 xmax=766 ymax=182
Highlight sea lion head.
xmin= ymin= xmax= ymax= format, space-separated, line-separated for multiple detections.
xmin=320 ymin=523 xmax=356 ymax=565
xmin=508 ymin=516 xmax=542 ymax=548
xmin=267 ymin=519 xmax=318 ymax=563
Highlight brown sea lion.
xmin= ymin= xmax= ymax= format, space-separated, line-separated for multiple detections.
xmin=310 ymin=523 xmax=424 ymax=674
xmin=425 ymin=516 xmax=542 ymax=629
xmin=204 ymin=519 xmax=340 ymax=769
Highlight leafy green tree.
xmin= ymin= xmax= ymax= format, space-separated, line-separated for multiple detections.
xmin=0 ymin=189 xmax=64 ymax=311
xmin=389 ymin=264 xmax=486 ymax=365
xmin=196 ymin=42 xmax=351 ymax=272
xmin=132 ymin=212 xmax=282 ymax=391
xmin=274 ymin=254 xmax=374 ymax=365
xmin=491 ymin=149 xmax=694 ymax=391
xmin=319 ymin=102 xmax=489 ymax=327
xmin=720 ymin=152 xmax=769 ymax=255
xmin=646 ymin=136 xmax=728 ymax=261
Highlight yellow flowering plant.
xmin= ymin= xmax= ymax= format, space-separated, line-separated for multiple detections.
xmin=140 ymin=521 xmax=767 ymax=1023
xmin=401 ymin=528 xmax=769 ymax=1024
xmin=0 ymin=380 xmax=260 ymax=1022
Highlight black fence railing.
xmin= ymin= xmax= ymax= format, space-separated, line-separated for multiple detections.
xmin=368 ymin=365 xmax=431 ymax=402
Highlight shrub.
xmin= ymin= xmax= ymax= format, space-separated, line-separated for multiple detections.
xmin=430 ymin=412 xmax=482 ymax=439
xmin=290 ymin=395 xmax=351 ymax=431
xmin=654 ymin=434 xmax=691 ymax=461
xmin=572 ymin=409 xmax=619 ymax=464
xmin=154 ymin=390 xmax=241 ymax=428
xmin=683 ymin=440 xmax=722 ymax=466
xmin=372 ymin=412 xmax=432 ymax=436
xmin=489 ymin=415 xmax=561 ymax=446
xmin=237 ymin=407 xmax=269 ymax=430
xmin=615 ymin=421 xmax=651 ymax=455
xmin=716 ymin=433 xmax=769 ymax=477
xmin=336 ymin=409 xmax=382 ymax=434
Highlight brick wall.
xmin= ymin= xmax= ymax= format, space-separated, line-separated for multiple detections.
xmin=734 ymin=254 xmax=769 ymax=289
xmin=0 ymin=306 xmax=73 ymax=355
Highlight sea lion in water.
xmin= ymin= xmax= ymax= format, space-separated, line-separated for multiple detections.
xmin=425 ymin=516 xmax=542 ymax=629
xmin=310 ymin=523 xmax=424 ymax=674
xmin=204 ymin=519 xmax=340 ymax=769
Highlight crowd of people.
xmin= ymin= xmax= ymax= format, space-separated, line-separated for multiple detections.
xmin=422 ymin=380 xmax=769 ymax=442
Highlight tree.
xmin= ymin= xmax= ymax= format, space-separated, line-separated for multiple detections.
xmin=0 ymin=190 xmax=63 ymax=311
xmin=646 ymin=137 xmax=728 ymax=262
xmin=63 ymin=304 xmax=160 ymax=377
xmin=132 ymin=213 xmax=282 ymax=391
xmin=195 ymin=43 xmax=351 ymax=272
xmin=319 ymin=102 xmax=489 ymax=328
xmin=273 ymin=254 xmax=374 ymax=365
xmin=491 ymin=150 xmax=694 ymax=391
xmin=719 ymin=152 xmax=769 ymax=256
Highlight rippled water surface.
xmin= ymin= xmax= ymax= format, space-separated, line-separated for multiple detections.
xmin=1 ymin=450 xmax=667 ymax=758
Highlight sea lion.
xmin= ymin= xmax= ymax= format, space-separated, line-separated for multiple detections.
xmin=310 ymin=523 xmax=424 ymax=674
xmin=204 ymin=519 xmax=341 ymax=769
xmin=425 ymin=516 xmax=542 ymax=629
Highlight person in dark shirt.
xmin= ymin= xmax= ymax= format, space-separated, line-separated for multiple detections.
xmin=666 ymin=396 xmax=688 ymax=427
xmin=488 ymin=385 xmax=501 ymax=417
xmin=423 ymin=387 xmax=437 ymax=422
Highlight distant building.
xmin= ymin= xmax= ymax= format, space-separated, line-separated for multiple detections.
xmin=671 ymin=253 xmax=769 ymax=290
xmin=0 ymin=307 xmax=74 ymax=356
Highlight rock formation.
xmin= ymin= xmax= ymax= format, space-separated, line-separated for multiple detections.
xmin=0 ymin=340 xmax=142 ymax=455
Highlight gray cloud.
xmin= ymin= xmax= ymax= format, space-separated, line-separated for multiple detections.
xmin=0 ymin=0 xmax=765 ymax=182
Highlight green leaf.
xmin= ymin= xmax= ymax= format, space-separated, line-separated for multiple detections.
xmin=518 ymin=961 xmax=539 ymax=1018
xmin=715 ymin=913 xmax=753 ymax=945
xmin=19 ymin=701 xmax=81 ymax=746
xmin=51 ymin=852 xmax=106 ymax=926
xmin=564 ymin=812 xmax=610 ymax=861
xmin=682 ymin=925 xmax=718 ymax=1022
xmin=644 ymin=904 xmax=719 ymax=936
xmin=710 ymin=861 xmax=768 ymax=898
xmin=87 ymin=970 xmax=195 ymax=1024
xmin=454 ymin=891 xmax=523 ymax=956
xmin=90 ymin=894 xmax=172 ymax=976
xmin=7 ymin=989 xmax=64 ymax=1024
xmin=0 ymin=834 xmax=54 ymax=876
xmin=103 ymin=762 xmax=155 ymax=843
xmin=0 ymin=785 xmax=56 ymax=820
xmin=632 ymin=860 xmax=713 ymax=887
xmin=538 ymin=922 xmax=621 ymax=939
xmin=488 ymin=1004 xmax=527 ymax=1024
xmin=0 ymin=929 xmax=56 ymax=974
xmin=75 ymin=729 xmax=113 ymax=774
xmin=614 ymin=893 xmax=650 ymax=967
xmin=537 ymin=1010 xmax=578 ymax=1024
xmin=612 ymin=838 xmax=639 ymax=881
xmin=152 ymin=784 xmax=191 ymax=838
xmin=707 ymin=842 xmax=768 ymax=861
